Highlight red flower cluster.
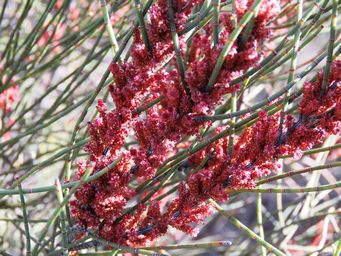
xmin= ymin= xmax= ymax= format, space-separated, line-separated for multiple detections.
xmin=70 ymin=0 xmax=340 ymax=247
xmin=0 ymin=85 xmax=19 ymax=113
xmin=0 ymin=75 xmax=19 ymax=140
xmin=71 ymin=153 xmax=135 ymax=228
xmin=160 ymin=61 xmax=340 ymax=236
xmin=85 ymin=99 xmax=132 ymax=159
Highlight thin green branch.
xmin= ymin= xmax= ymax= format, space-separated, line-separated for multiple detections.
xmin=257 ymin=162 xmax=341 ymax=185
xmin=18 ymin=182 xmax=32 ymax=256
xmin=211 ymin=199 xmax=286 ymax=256
xmin=205 ymin=0 xmax=263 ymax=90
xmin=277 ymin=0 xmax=303 ymax=138
xmin=280 ymin=143 xmax=341 ymax=158
xmin=257 ymin=189 xmax=266 ymax=256
xmin=141 ymin=240 xmax=232 ymax=250
xmin=321 ymin=0 xmax=338 ymax=93
xmin=182 ymin=0 xmax=213 ymax=34
xmin=227 ymin=92 xmax=237 ymax=157
xmin=31 ymin=166 xmax=96 ymax=255
xmin=334 ymin=236 xmax=341 ymax=256
xmin=239 ymin=182 xmax=341 ymax=193
xmin=86 ymin=231 xmax=166 ymax=256
xmin=55 ymin=178 xmax=68 ymax=256
xmin=0 ymin=157 xmax=122 ymax=197
xmin=100 ymin=0 xmax=119 ymax=55
xmin=167 ymin=0 xmax=190 ymax=95
xmin=133 ymin=0 xmax=151 ymax=51
xmin=212 ymin=0 xmax=220 ymax=46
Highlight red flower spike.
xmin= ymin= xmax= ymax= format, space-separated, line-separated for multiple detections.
xmin=70 ymin=0 xmax=341 ymax=247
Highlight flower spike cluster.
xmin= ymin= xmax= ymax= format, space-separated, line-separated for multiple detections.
xmin=162 ymin=60 xmax=340 ymax=234
xmin=71 ymin=0 xmax=340 ymax=247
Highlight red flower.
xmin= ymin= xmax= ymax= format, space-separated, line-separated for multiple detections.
xmin=0 ymin=85 xmax=19 ymax=112
xmin=70 ymin=0 xmax=340 ymax=248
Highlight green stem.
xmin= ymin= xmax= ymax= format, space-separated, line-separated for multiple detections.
xmin=167 ymin=0 xmax=190 ymax=95
xmin=280 ymin=143 xmax=341 ymax=158
xmin=227 ymin=92 xmax=237 ymax=157
xmin=0 ymin=157 xmax=121 ymax=196
xmin=240 ymin=182 xmax=341 ymax=193
xmin=334 ymin=236 xmax=341 ymax=256
xmin=55 ymin=178 xmax=68 ymax=256
xmin=277 ymin=0 xmax=303 ymax=137
xmin=212 ymin=0 xmax=221 ymax=46
xmin=1 ymin=0 xmax=57 ymax=93
xmin=86 ymin=232 xmax=166 ymax=256
xmin=257 ymin=189 xmax=266 ymax=256
xmin=18 ymin=182 xmax=32 ymax=256
xmin=321 ymin=0 xmax=338 ymax=93
xmin=31 ymin=166 xmax=95 ymax=255
xmin=100 ymin=0 xmax=119 ymax=55
xmin=182 ymin=0 xmax=213 ymax=34
xmin=134 ymin=0 xmax=151 ymax=51
xmin=132 ymin=96 xmax=164 ymax=115
xmin=205 ymin=0 xmax=263 ymax=90
xmin=257 ymin=162 xmax=341 ymax=185
xmin=5 ymin=138 xmax=89 ymax=191
xmin=211 ymin=200 xmax=286 ymax=256
xmin=140 ymin=240 xmax=232 ymax=250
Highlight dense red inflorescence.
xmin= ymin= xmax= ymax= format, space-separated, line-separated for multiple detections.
xmin=70 ymin=0 xmax=341 ymax=247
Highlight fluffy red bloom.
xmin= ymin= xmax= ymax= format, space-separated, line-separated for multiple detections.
xmin=234 ymin=0 xmax=280 ymax=22
xmin=300 ymin=60 xmax=341 ymax=116
xmin=71 ymin=153 xmax=135 ymax=229
xmin=69 ymin=0 xmax=338 ymax=248
xmin=182 ymin=61 xmax=341 ymax=213
xmin=84 ymin=99 xmax=132 ymax=159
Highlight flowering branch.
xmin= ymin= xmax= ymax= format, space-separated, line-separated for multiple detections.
xmin=1 ymin=0 xmax=340 ymax=255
